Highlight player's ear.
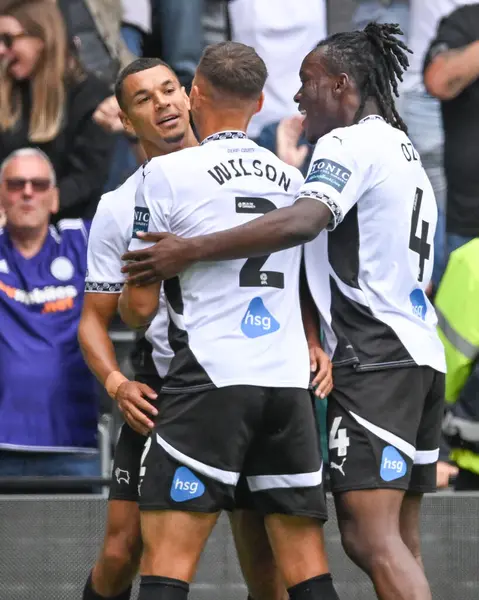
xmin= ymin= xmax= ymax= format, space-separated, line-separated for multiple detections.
xmin=254 ymin=91 xmax=265 ymax=115
xmin=333 ymin=73 xmax=349 ymax=97
xmin=119 ymin=111 xmax=134 ymax=137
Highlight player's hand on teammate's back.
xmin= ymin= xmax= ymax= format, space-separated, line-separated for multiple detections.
xmin=309 ymin=345 xmax=333 ymax=399
xmin=122 ymin=232 xmax=193 ymax=285
xmin=116 ymin=381 xmax=158 ymax=436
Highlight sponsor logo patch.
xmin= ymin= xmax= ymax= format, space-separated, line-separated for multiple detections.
xmin=241 ymin=297 xmax=280 ymax=338
xmin=170 ymin=466 xmax=205 ymax=502
xmin=132 ymin=206 xmax=150 ymax=238
xmin=410 ymin=288 xmax=427 ymax=321
xmin=305 ymin=158 xmax=352 ymax=193
xmin=380 ymin=446 xmax=407 ymax=482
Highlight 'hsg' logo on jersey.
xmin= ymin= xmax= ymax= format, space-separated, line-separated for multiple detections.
xmin=241 ymin=297 xmax=280 ymax=338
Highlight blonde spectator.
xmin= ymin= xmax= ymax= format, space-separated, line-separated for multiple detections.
xmin=0 ymin=0 xmax=114 ymax=221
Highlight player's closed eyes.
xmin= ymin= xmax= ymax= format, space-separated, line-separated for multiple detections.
xmin=5 ymin=177 xmax=52 ymax=192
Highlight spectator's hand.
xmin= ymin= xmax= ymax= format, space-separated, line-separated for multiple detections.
xmin=93 ymin=95 xmax=124 ymax=133
xmin=436 ymin=461 xmax=458 ymax=488
xmin=276 ymin=115 xmax=309 ymax=169
xmin=310 ymin=345 xmax=333 ymax=399
xmin=116 ymin=380 xmax=158 ymax=436
xmin=122 ymin=232 xmax=194 ymax=285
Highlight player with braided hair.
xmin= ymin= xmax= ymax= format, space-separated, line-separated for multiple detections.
xmin=123 ymin=24 xmax=446 ymax=600
xmin=315 ymin=22 xmax=410 ymax=133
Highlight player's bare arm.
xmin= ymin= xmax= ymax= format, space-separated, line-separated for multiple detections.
xmin=300 ymin=263 xmax=332 ymax=399
xmin=78 ymin=294 xmax=158 ymax=435
xmin=424 ymin=41 xmax=479 ymax=100
xmin=121 ymin=197 xmax=332 ymax=283
xmin=118 ymin=280 xmax=162 ymax=329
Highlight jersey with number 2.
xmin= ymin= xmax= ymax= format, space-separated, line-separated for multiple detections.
xmin=129 ymin=132 xmax=310 ymax=391
xmin=299 ymin=116 xmax=446 ymax=373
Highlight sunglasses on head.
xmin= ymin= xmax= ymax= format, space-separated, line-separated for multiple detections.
xmin=0 ymin=32 xmax=27 ymax=50
xmin=5 ymin=177 xmax=52 ymax=192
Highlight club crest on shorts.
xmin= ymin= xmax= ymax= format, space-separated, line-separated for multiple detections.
xmin=380 ymin=446 xmax=407 ymax=482
xmin=115 ymin=468 xmax=130 ymax=485
xmin=241 ymin=297 xmax=280 ymax=338
xmin=170 ymin=466 xmax=205 ymax=502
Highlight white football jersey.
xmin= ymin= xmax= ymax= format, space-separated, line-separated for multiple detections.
xmin=85 ymin=169 xmax=173 ymax=378
xmin=298 ymin=116 xmax=446 ymax=373
xmin=129 ymin=131 xmax=310 ymax=391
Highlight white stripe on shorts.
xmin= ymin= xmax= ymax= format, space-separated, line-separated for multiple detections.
xmin=414 ymin=449 xmax=439 ymax=465
xmin=349 ymin=411 xmax=416 ymax=460
xmin=246 ymin=464 xmax=323 ymax=492
xmin=155 ymin=433 xmax=240 ymax=486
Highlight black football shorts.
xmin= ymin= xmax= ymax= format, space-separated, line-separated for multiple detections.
xmin=138 ymin=385 xmax=328 ymax=520
xmin=327 ymin=365 xmax=445 ymax=494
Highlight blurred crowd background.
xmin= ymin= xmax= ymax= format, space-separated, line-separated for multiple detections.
xmin=0 ymin=0 xmax=479 ymax=493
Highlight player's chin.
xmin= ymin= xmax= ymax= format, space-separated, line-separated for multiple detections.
xmin=162 ymin=128 xmax=187 ymax=145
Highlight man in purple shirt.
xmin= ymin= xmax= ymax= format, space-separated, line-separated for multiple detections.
xmin=0 ymin=148 xmax=99 ymax=488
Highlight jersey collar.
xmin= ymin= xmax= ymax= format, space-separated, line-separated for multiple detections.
xmin=358 ymin=115 xmax=385 ymax=125
xmin=200 ymin=130 xmax=248 ymax=145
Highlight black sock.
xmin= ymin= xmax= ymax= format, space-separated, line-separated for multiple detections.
xmin=139 ymin=576 xmax=189 ymax=600
xmin=288 ymin=574 xmax=340 ymax=600
xmin=83 ymin=572 xmax=132 ymax=600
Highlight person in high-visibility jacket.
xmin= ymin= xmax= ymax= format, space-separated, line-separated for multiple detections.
xmin=435 ymin=238 xmax=479 ymax=490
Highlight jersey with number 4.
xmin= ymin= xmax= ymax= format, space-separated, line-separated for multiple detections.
xmin=299 ymin=116 xmax=446 ymax=373
xmin=129 ymin=131 xmax=310 ymax=392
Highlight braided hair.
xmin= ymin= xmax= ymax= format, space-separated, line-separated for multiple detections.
xmin=315 ymin=22 xmax=412 ymax=133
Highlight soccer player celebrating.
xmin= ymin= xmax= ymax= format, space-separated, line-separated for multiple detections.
xmin=124 ymin=24 xmax=446 ymax=600
xmin=79 ymin=58 xmax=197 ymax=600
xmin=120 ymin=42 xmax=340 ymax=600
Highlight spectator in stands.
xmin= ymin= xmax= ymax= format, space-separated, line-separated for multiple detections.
xmin=0 ymin=0 xmax=114 ymax=221
xmin=424 ymin=3 xmax=479 ymax=257
xmin=0 ymin=148 xmax=99 ymax=487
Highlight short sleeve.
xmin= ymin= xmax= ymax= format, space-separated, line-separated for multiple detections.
xmin=84 ymin=201 xmax=126 ymax=293
xmin=295 ymin=133 xmax=371 ymax=230
xmin=128 ymin=160 xmax=173 ymax=252
xmin=424 ymin=7 xmax=473 ymax=72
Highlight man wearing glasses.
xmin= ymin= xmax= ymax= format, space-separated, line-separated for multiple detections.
xmin=0 ymin=147 xmax=100 ymax=490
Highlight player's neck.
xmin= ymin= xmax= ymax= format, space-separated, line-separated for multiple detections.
xmin=356 ymin=98 xmax=382 ymax=122
xmin=8 ymin=224 xmax=48 ymax=259
xmin=197 ymin=116 xmax=248 ymax=142
xmin=146 ymin=128 xmax=199 ymax=159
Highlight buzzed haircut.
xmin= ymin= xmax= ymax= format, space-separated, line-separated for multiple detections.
xmin=115 ymin=57 xmax=176 ymax=109
xmin=196 ymin=41 xmax=268 ymax=100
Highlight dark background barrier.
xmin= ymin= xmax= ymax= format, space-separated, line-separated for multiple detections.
xmin=0 ymin=493 xmax=478 ymax=600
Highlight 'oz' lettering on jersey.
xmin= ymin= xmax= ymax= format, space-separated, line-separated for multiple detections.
xmin=235 ymin=197 xmax=284 ymax=289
